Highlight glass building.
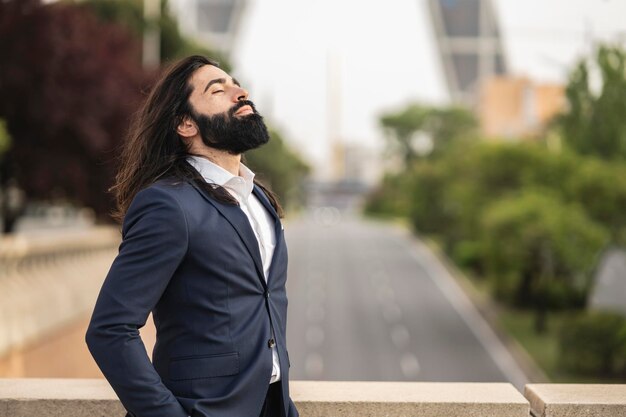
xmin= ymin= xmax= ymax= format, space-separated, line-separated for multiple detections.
xmin=427 ymin=0 xmax=508 ymax=103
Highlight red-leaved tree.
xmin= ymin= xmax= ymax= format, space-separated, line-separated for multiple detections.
xmin=0 ymin=0 xmax=150 ymax=228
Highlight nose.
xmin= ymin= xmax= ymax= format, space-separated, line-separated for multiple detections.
xmin=236 ymin=86 xmax=249 ymax=102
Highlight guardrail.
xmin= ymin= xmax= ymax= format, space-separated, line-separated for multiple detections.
xmin=0 ymin=228 xmax=120 ymax=357
xmin=0 ymin=379 xmax=625 ymax=417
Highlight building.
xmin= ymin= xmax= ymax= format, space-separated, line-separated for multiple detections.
xmin=168 ymin=0 xmax=248 ymax=55
xmin=478 ymin=76 xmax=566 ymax=139
xmin=427 ymin=0 xmax=508 ymax=105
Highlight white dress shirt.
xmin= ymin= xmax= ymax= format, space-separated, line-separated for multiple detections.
xmin=186 ymin=155 xmax=280 ymax=384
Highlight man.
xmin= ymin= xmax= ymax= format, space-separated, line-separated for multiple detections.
xmin=86 ymin=55 xmax=298 ymax=417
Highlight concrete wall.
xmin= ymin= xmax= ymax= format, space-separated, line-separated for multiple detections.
xmin=0 ymin=379 xmax=625 ymax=417
xmin=0 ymin=228 xmax=120 ymax=360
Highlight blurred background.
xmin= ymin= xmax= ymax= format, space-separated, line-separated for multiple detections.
xmin=1 ymin=0 xmax=625 ymax=391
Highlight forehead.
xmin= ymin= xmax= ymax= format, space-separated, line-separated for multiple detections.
xmin=188 ymin=64 xmax=231 ymax=93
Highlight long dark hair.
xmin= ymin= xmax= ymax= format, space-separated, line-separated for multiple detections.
xmin=109 ymin=55 xmax=283 ymax=223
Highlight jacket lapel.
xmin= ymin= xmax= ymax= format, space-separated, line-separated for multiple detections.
xmin=187 ymin=180 xmax=266 ymax=289
xmin=252 ymin=185 xmax=282 ymax=244
xmin=252 ymin=185 xmax=284 ymax=279
xmin=252 ymin=185 xmax=278 ymax=220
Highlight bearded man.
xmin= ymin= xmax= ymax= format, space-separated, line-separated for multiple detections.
xmin=86 ymin=56 xmax=298 ymax=417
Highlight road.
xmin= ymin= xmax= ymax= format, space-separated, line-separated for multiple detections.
xmin=285 ymin=210 xmax=528 ymax=390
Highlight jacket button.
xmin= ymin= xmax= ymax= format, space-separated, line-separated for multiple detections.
xmin=265 ymin=291 xmax=270 ymax=298
xmin=268 ymin=338 xmax=276 ymax=348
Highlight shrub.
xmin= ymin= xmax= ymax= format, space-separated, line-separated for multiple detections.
xmin=559 ymin=311 xmax=626 ymax=377
xmin=564 ymin=157 xmax=626 ymax=245
xmin=364 ymin=172 xmax=415 ymax=219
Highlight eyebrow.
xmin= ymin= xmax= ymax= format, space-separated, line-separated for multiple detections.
xmin=203 ymin=77 xmax=241 ymax=94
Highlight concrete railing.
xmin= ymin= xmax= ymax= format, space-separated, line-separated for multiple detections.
xmin=0 ymin=228 xmax=120 ymax=357
xmin=0 ymin=379 xmax=625 ymax=417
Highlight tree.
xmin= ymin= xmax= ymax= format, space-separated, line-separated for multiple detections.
xmin=81 ymin=0 xmax=231 ymax=69
xmin=0 ymin=118 xmax=25 ymax=233
xmin=557 ymin=44 xmax=626 ymax=160
xmin=0 ymin=120 xmax=9 ymax=157
xmin=564 ymin=157 xmax=626 ymax=245
xmin=0 ymin=0 xmax=147 ymax=228
xmin=245 ymin=128 xmax=310 ymax=209
xmin=481 ymin=191 xmax=608 ymax=333
xmin=379 ymin=104 xmax=478 ymax=166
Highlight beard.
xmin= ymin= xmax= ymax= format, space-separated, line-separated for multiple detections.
xmin=190 ymin=100 xmax=270 ymax=155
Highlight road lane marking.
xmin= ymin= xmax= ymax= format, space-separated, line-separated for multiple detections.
xmin=382 ymin=304 xmax=403 ymax=323
xmin=304 ymin=353 xmax=324 ymax=377
xmin=306 ymin=304 xmax=325 ymax=322
xmin=307 ymin=287 xmax=325 ymax=303
xmin=376 ymin=286 xmax=395 ymax=303
xmin=390 ymin=324 xmax=411 ymax=349
xmin=306 ymin=326 xmax=325 ymax=347
xmin=400 ymin=353 xmax=420 ymax=378
xmin=367 ymin=254 xmax=421 ymax=380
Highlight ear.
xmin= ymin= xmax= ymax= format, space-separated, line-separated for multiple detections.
xmin=176 ymin=115 xmax=198 ymax=138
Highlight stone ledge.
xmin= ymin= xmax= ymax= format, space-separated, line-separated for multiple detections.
xmin=0 ymin=378 xmax=529 ymax=417
xmin=5 ymin=379 xmax=626 ymax=417
xmin=291 ymin=381 xmax=528 ymax=417
xmin=0 ymin=379 xmax=124 ymax=417
xmin=525 ymin=384 xmax=626 ymax=417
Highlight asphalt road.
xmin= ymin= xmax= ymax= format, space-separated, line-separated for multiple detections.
xmin=285 ymin=210 xmax=528 ymax=390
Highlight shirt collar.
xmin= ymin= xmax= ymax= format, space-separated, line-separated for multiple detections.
xmin=186 ymin=155 xmax=255 ymax=201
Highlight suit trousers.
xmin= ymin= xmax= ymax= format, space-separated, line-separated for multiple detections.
xmin=259 ymin=382 xmax=285 ymax=417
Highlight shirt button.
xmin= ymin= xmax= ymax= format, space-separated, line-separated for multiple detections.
xmin=268 ymin=338 xmax=276 ymax=348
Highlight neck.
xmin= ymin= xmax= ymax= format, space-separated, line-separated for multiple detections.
xmin=190 ymin=146 xmax=241 ymax=176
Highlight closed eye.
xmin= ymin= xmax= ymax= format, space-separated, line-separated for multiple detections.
xmin=212 ymin=90 xmax=224 ymax=94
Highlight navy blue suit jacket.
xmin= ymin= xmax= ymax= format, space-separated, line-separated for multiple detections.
xmin=86 ymin=178 xmax=298 ymax=417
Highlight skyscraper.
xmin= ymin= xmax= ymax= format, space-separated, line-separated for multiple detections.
xmin=428 ymin=0 xmax=507 ymax=104
xmin=168 ymin=0 xmax=247 ymax=55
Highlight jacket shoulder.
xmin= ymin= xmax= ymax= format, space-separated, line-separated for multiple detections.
xmin=122 ymin=179 xmax=194 ymax=236
xmin=132 ymin=178 xmax=201 ymax=205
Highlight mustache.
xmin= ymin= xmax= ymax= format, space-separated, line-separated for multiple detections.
xmin=230 ymin=100 xmax=258 ymax=116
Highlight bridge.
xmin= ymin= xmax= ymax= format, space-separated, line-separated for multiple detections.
xmin=0 ymin=215 xmax=624 ymax=416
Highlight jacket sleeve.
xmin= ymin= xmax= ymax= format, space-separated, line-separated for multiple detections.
xmin=85 ymin=186 xmax=189 ymax=417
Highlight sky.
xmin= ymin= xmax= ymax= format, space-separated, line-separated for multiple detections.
xmin=228 ymin=0 xmax=626 ymax=179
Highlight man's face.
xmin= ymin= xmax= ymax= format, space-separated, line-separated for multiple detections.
xmin=186 ymin=65 xmax=269 ymax=154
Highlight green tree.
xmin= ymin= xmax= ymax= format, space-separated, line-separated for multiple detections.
xmin=402 ymin=143 xmax=577 ymax=261
xmin=428 ymin=106 xmax=479 ymax=151
xmin=80 ymin=0 xmax=230 ymax=68
xmin=365 ymin=171 xmax=417 ymax=219
xmin=0 ymin=118 xmax=22 ymax=233
xmin=481 ymin=191 xmax=608 ymax=332
xmin=245 ymin=129 xmax=310 ymax=210
xmin=564 ymin=156 xmax=626 ymax=245
xmin=379 ymin=104 xmax=478 ymax=166
xmin=0 ymin=119 xmax=10 ymax=157
xmin=557 ymin=44 xmax=626 ymax=159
